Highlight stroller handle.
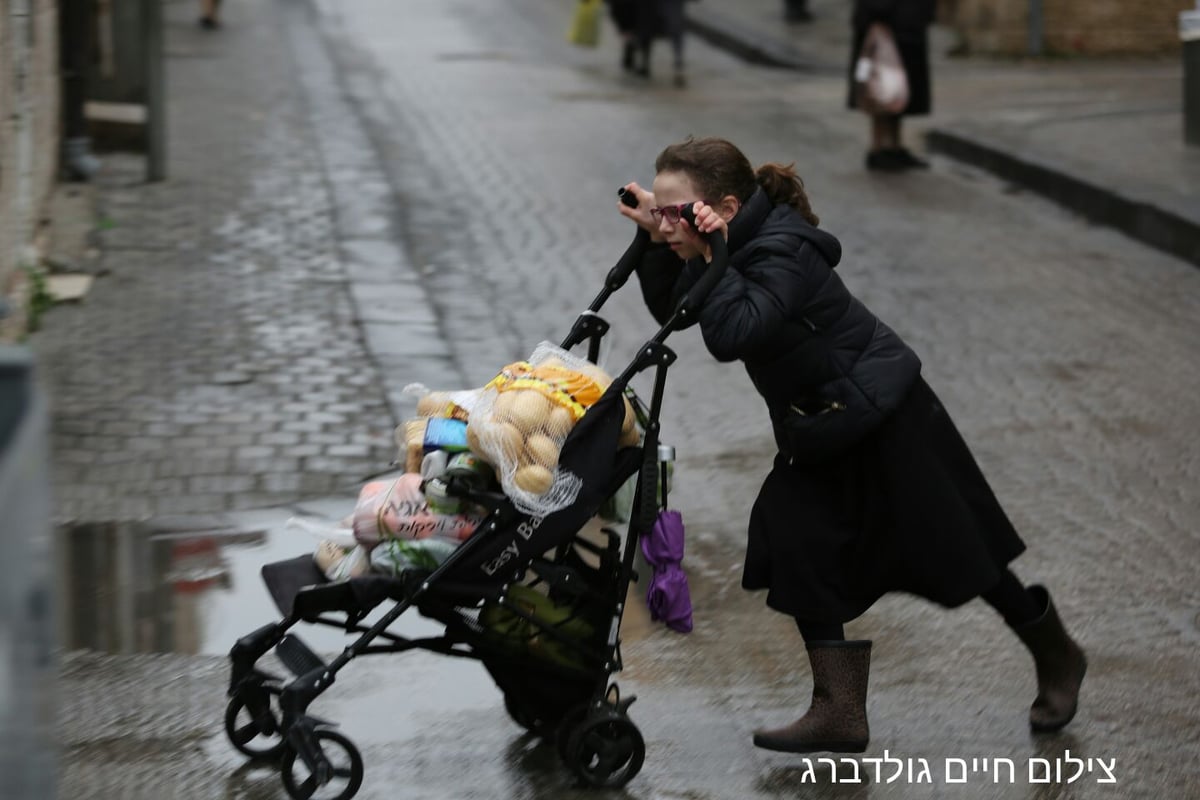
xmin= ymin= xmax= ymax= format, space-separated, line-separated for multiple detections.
xmin=673 ymin=205 xmax=729 ymax=322
xmin=601 ymin=226 xmax=652 ymax=301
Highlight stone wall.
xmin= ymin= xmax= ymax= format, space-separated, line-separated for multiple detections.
xmin=1 ymin=0 xmax=60 ymax=342
xmin=946 ymin=0 xmax=1193 ymax=56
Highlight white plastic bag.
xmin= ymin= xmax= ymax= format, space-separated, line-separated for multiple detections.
xmin=855 ymin=23 xmax=910 ymax=115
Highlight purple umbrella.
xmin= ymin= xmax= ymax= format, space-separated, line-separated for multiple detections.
xmin=641 ymin=508 xmax=693 ymax=633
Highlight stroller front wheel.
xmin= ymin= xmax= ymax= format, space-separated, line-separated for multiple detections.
xmin=280 ymin=728 xmax=364 ymax=800
xmin=224 ymin=688 xmax=286 ymax=760
xmin=565 ymin=711 xmax=646 ymax=789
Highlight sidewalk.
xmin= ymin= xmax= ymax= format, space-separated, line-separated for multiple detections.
xmin=687 ymin=0 xmax=1200 ymax=266
xmin=27 ymin=0 xmax=448 ymax=524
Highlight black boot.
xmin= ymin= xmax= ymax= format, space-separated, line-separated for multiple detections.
xmin=753 ymin=641 xmax=871 ymax=753
xmin=785 ymin=0 xmax=813 ymax=23
xmin=1013 ymin=586 xmax=1087 ymax=732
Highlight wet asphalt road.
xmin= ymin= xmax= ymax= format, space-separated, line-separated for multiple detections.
xmin=52 ymin=0 xmax=1200 ymax=798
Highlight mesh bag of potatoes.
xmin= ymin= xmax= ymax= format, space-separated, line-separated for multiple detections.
xmin=468 ymin=342 xmax=613 ymax=516
xmin=402 ymin=342 xmax=641 ymax=517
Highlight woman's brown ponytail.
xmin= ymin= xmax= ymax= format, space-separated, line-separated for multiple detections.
xmin=755 ymin=162 xmax=819 ymax=226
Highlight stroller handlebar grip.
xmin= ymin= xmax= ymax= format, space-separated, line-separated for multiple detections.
xmin=604 ymin=226 xmax=652 ymax=292
xmin=676 ymin=206 xmax=729 ymax=317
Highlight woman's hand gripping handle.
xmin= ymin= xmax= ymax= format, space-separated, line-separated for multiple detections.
xmin=675 ymin=204 xmax=729 ymax=320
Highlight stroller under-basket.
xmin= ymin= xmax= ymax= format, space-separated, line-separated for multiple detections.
xmin=222 ymin=210 xmax=728 ymax=799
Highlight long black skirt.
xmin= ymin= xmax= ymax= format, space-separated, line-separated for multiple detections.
xmin=742 ymin=377 xmax=1025 ymax=622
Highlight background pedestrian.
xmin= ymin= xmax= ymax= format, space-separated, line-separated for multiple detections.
xmin=605 ymin=0 xmax=639 ymax=72
xmin=849 ymin=0 xmax=934 ymax=170
xmin=632 ymin=0 xmax=688 ymax=87
xmin=199 ymin=0 xmax=221 ymax=29
xmin=784 ymin=0 xmax=813 ymax=23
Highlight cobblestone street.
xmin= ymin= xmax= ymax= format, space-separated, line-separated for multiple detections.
xmin=33 ymin=0 xmax=1200 ymax=797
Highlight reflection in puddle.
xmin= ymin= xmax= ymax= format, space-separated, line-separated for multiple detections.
xmin=56 ymin=522 xmax=265 ymax=655
xmin=54 ymin=517 xmax=443 ymax=657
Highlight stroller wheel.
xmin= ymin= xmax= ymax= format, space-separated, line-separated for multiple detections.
xmin=280 ymin=729 xmax=364 ymax=800
xmin=224 ymin=689 xmax=285 ymax=760
xmin=565 ymin=711 xmax=646 ymax=789
xmin=504 ymin=694 xmax=552 ymax=736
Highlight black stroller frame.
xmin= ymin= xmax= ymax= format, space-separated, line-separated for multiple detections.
xmin=223 ymin=214 xmax=728 ymax=799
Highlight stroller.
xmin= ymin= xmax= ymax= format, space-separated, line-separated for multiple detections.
xmin=222 ymin=208 xmax=729 ymax=799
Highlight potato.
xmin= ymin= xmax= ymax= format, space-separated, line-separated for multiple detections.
xmin=492 ymin=390 xmax=519 ymax=421
xmin=514 ymin=464 xmax=554 ymax=495
xmin=524 ymin=433 xmax=560 ymax=469
xmin=466 ymin=423 xmax=483 ymax=455
xmin=545 ymin=405 xmax=575 ymax=439
xmin=492 ymin=422 xmax=525 ymax=460
xmin=509 ymin=390 xmax=551 ymax=433
xmin=618 ymin=423 xmax=641 ymax=448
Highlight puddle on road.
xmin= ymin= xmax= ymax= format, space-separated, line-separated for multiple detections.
xmin=54 ymin=516 xmax=443 ymax=658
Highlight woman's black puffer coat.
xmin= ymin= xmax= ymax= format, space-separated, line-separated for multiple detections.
xmin=635 ymin=187 xmax=921 ymax=460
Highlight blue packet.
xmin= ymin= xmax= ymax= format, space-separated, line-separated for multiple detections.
xmin=423 ymin=417 xmax=469 ymax=452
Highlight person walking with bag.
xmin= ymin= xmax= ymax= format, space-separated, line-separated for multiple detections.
xmin=605 ymin=0 xmax=639 ymax=72
xmin=849 ymin=0 xmax=935 ymax=170
xmin=631 ymin=0 xmax=688 ymax=87
xmin=616 ymin=136 xmax=1087 ymax=753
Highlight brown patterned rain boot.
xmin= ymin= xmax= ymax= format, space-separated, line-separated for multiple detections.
xmin=1013 ymin=586 xmax=1087 ymax=732
xmin=753 ymin=640 xmax=871 ymax=753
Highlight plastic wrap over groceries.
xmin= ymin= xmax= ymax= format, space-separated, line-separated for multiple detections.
xmin=305 ymin=473 xmax=486 ymax=582
xmin=351 ymin=474 xmax=482 ymax=547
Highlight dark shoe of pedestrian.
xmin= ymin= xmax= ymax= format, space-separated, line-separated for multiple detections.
xmin=199 ymin=15 xmax=219 ymax=29
xmin=865 ymin=149 xmax=904 ymax=172
xmin=889 ymin=147 xmax=930 ymax=169
xmin=785 ymin=0 xmax=813 ymax=22
xmin=753 ymin=640 xmax=871 ymax=753
xmin=673 ymin=70 xmax=687 ymax=89
xmin=1012 ymin=586 xmax=1087 ymax=732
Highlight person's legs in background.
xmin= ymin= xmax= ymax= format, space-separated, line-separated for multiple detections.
xmin=865 ymin=115 xmax=930 ymax=171
xmin=666 ymin=0 xmax=686 ymax=87
xmin=785 ymin=0 xmax=813 ymax=23
xmin=199 ymin=0 xmax=221 ymax=29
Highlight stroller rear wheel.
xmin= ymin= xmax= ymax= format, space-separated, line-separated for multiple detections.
xmin=564 ymin=710 xmax=645 ymax=788
xmin=280 ymin=729 xmax=364 ymax=800
xmin=224 ymin=687 xmax=285 ymax=760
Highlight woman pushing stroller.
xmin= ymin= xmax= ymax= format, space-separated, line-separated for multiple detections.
xmin=615 ymin=136 xmax=1087 ymax=753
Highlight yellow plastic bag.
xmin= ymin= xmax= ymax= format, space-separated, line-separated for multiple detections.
xmin=567 ymin=0 xmax=602 ymax=48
